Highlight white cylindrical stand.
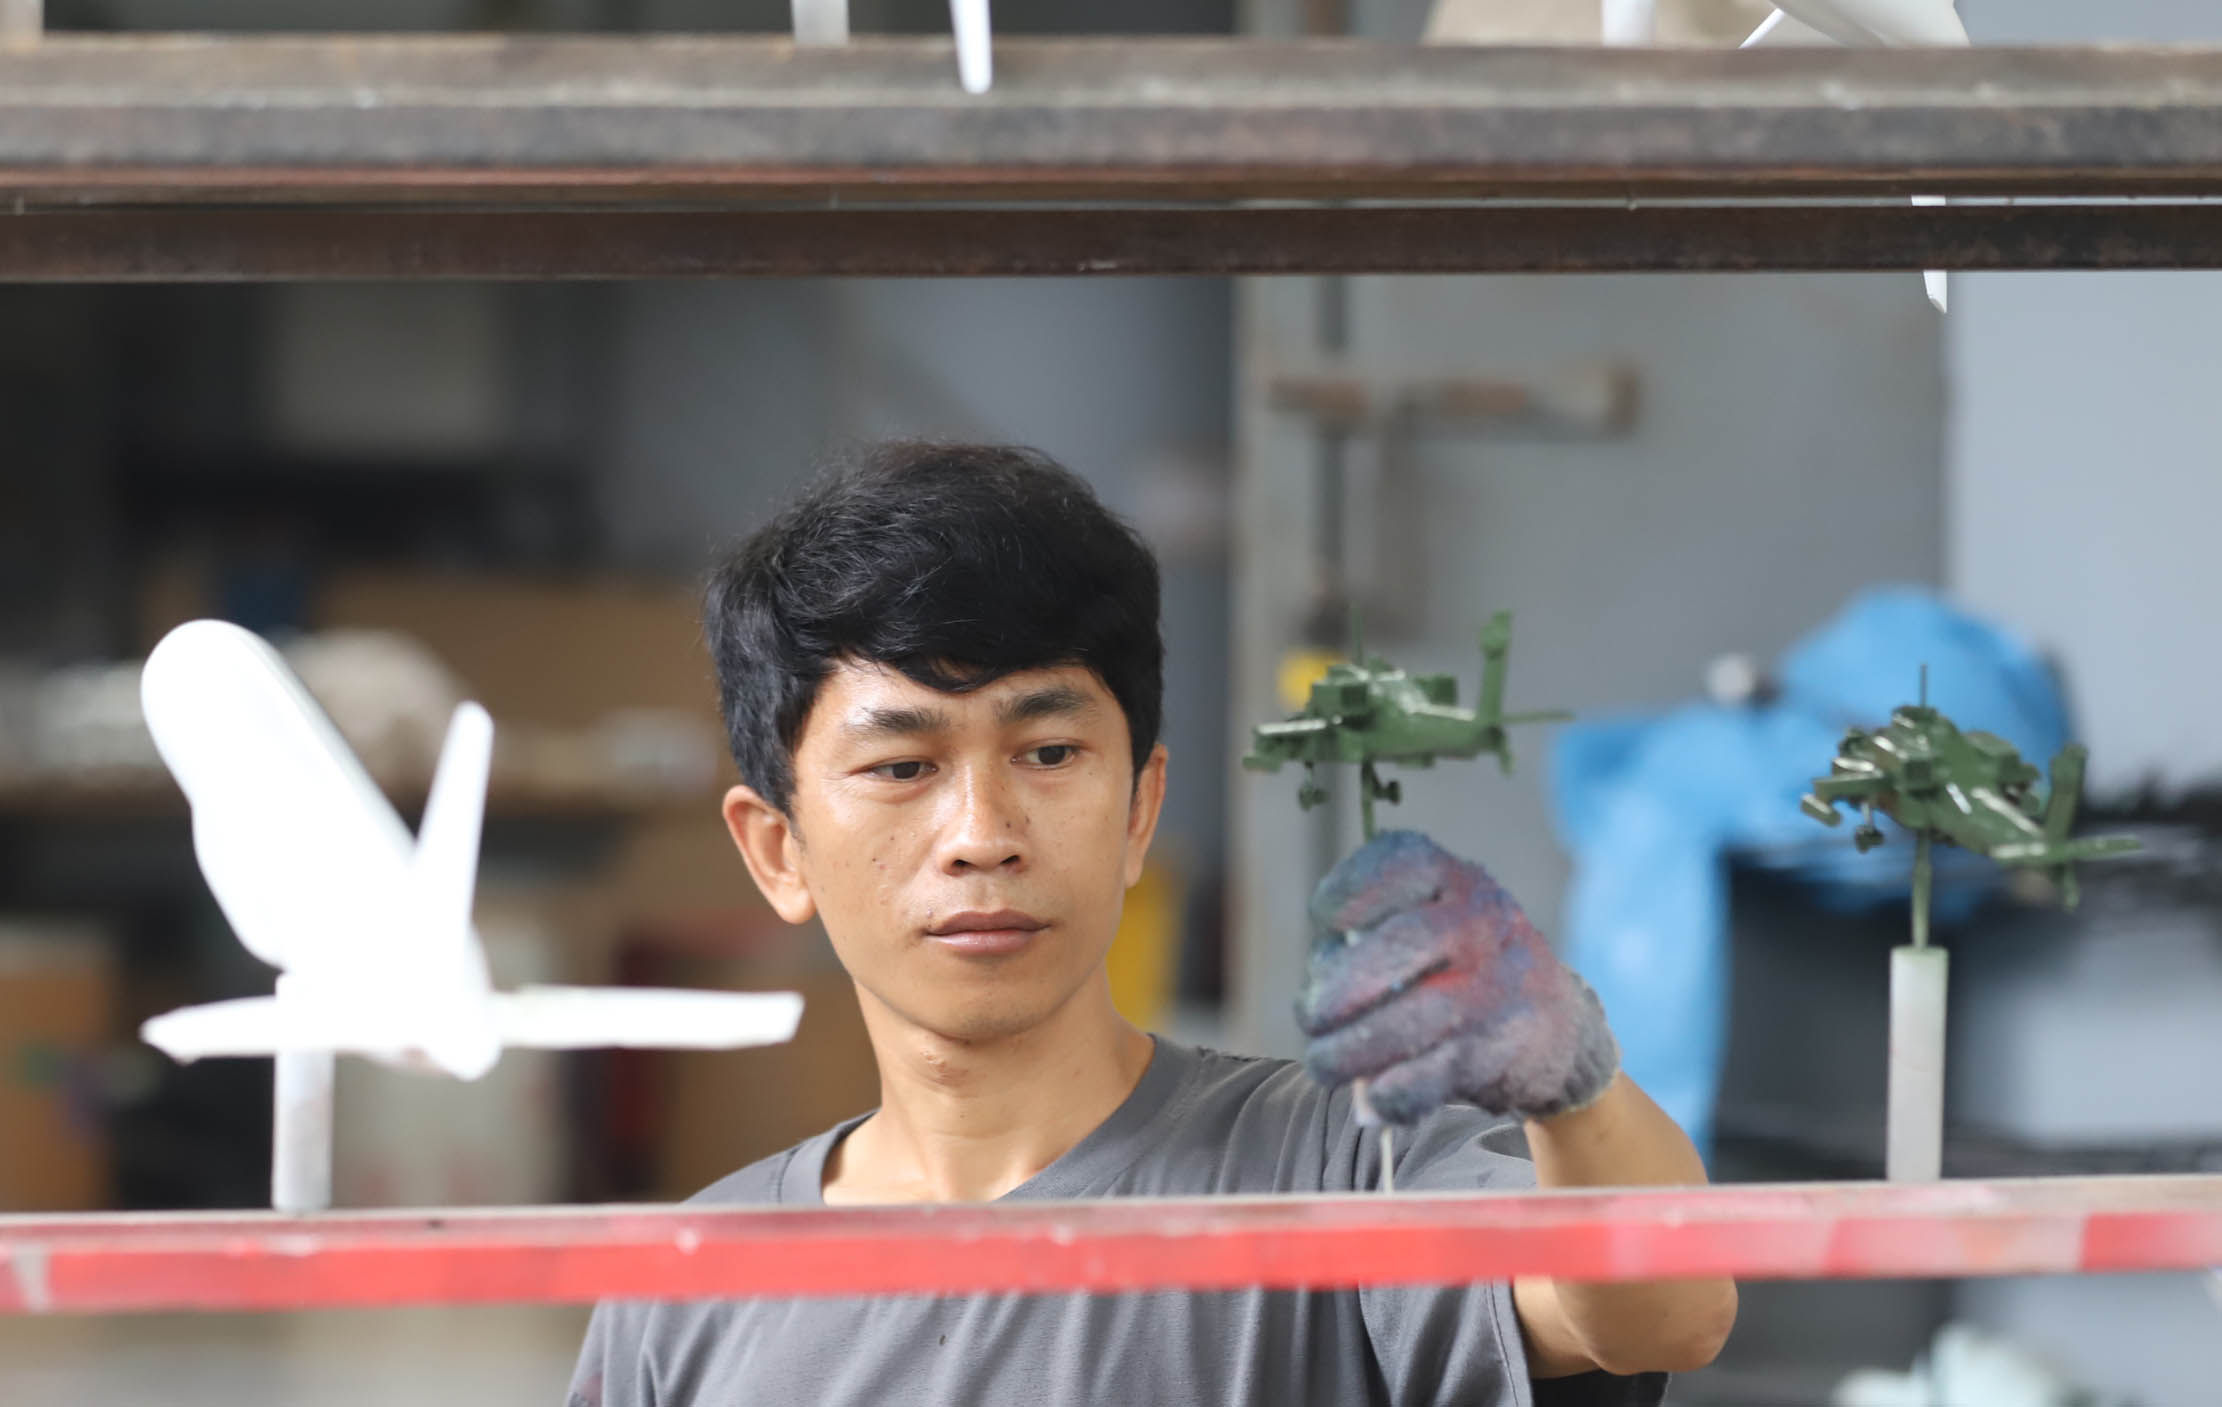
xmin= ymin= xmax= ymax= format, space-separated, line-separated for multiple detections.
xmin=273 ymin=1047 xmax=335 ymax=1214
xmin=1886 ymin=944 xmax=1948 ymax=1183
xmin=0 ymin=0 xmax=42 ymax=44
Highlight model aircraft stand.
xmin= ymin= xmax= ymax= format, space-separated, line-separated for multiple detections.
xmin=5 ymin=16 xmax=2222 ymax=1310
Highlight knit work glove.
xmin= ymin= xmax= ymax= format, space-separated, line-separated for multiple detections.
xmin=1297 ymin=830 xmax=1620 ymax=1126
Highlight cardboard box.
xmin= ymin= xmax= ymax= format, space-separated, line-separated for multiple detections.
xmin=314 ymin=570 xmax=726 ymax=734
xmin=0 ymin=923 xmax=114 ymax=1211
xmin=606 ymin=913 xmax=879 ymax=1202
xmin=650 ymin=960 xmax=880 ymax=1200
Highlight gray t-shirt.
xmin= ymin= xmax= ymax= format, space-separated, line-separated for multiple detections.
xmin=570 ymin=1037 xmax=1668 ymax=1407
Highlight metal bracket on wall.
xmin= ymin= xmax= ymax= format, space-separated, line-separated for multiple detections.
xmin=1268 ymin=367 xmax=1639 ymax=638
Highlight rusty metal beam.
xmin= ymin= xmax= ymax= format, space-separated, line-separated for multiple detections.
xmin=2 ymin=204 xmax=2220 ymax=280
xmin=4 ymin=1175 xmax=2219 ymax=1315
xmin=7 ymin=38 xmax=2222 ymax=207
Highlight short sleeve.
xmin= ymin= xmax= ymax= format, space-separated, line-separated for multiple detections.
xmin=569 ymin=1299 xmax=659 ymax=1407
xmin=1356 ymin=1105 xmax=1667 ymax=1407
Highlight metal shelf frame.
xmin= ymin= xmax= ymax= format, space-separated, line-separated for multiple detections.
xmin=4 ymin=36 xmax=2222 ymax=277
xmin=5 ymin=1175 xmax=2219 ymax=1315
xmin=2 ymin=30 xmax=2217 ymax=1318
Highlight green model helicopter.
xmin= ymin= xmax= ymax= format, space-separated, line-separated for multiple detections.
xmin=1799 ymin=670 xmax=2139 ymax=937
xmin=1243 ymin=610 xmax=1570 ymax=841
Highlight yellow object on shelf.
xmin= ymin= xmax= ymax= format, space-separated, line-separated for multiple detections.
xmin=1277 ymin=648 xmax=1345 ymax=713
xmin=1106 ymin=860 xmax=1182 ymax=1031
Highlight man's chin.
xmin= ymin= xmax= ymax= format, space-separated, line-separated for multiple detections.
xmin=922 ymin=1005 xmax=1059 ymax=1047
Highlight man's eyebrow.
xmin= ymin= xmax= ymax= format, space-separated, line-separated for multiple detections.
xmin=997 ymin=684 xmax=1097 ymax=727
xmin=842 ymin=704 xmax=954 ymax=742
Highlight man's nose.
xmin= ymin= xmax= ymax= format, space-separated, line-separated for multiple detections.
xmin=940 ymin=766 xmax=1027 ymax=873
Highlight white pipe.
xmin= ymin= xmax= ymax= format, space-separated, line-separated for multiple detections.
xmin=951 ymin=0 xmax=992 ymax=94
xmin=1600 ymin=0 xmax=1656 ymax=45
xmin=790 ymin=0 xmax=849 ymax=47
xmin=272 ymin=1040 xmax=335 ymax=1214
xmin=1887 ymin=944 xmax=1948 ymax=1182
xmin=1912 ymin=194 xmax=1949 ymax=313
xmin=0 ymin=0 xmax=41 ymax=45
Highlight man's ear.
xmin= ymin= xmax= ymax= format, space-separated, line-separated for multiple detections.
xmin=1123 ymin=743 xmax=1171 ymax=889
xmin=722 ymin=784 xmax=817 ymax=924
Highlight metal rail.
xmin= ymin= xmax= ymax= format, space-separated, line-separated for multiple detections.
xmin=5 ymin=38 xmax=2222 ymax=275
xmin=5 ymin=1175 xmax=2219 ymax=1314
xmin=3 ymin=205 xmax=2221 ymax=280
xmin=3 ymin=37 xmax=2222 ymax=206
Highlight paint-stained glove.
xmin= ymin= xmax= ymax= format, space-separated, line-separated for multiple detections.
xmin=1298 ymin=830 xmax=1620 ymax=1126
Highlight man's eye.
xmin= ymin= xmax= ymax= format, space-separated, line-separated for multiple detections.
xmin=872 ymin=760 xmax=932 ymax=782
xmin=1026 ymin=745 xmax=1076 ymax=767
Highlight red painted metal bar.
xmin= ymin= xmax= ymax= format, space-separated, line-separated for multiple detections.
xmin=3 ymin=1175 xmax=2217 ymax=1316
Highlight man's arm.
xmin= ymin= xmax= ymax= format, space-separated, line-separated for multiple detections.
xmin=1298 ymin=830 xmax=1739 ymax=1380
xmin=1513 ymin=1075 xmax=1738 ymax=1377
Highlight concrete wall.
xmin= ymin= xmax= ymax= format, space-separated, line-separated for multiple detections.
xmin=1949 ymin=0 xmax=2222 ymax=795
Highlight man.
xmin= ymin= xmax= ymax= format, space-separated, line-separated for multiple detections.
xmin=571 ymin=442 xmax=1735 ymax=1406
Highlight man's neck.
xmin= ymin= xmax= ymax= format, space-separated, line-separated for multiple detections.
xmin=823 ymin=983 xmax=1156 ymax=1205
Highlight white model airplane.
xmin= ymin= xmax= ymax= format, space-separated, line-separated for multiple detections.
xmin=1743 ymin=0 xmax=1966 ymax=47
xmin=139 ymin=620 xmax=803 ymax=1209
xmin=791 ymin=0 xmax=994 ymax=94
xmin=1740 ymin=0 xmax=1968 ymax=312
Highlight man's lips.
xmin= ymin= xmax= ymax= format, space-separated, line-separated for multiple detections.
xmin=925 ymin=910 xmax=1049 ymax=956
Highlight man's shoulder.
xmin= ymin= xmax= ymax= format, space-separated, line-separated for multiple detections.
xmin=685 ymin=1116 xmax=862 ymax=1206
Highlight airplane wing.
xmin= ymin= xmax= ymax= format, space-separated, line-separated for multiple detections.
xmin=1992 ymin=835 xmax=2142 ymax=866
xmin=1743 ymin=0 xmax=1966 ymax=311
xmin=141 ymin=622 xmax=419 ymax=978
xmin=146 ymin=987 xmax=804 ymax=1062
xmin=1500 ymin=709 xmax=1576 ymax=726
xmin=1810 ymin=773 xmax=1886 ymax=801
xmin=487 ymin=987 xmax=805 ymax=1050
xmin=1244 ymin=717 xmax=1333 ymax=770
xmin=144 ymin=994 xmax=454 ymax=1065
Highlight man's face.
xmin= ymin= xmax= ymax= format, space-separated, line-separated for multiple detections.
xmin=734 ymin=659 xmax=1166 ymax=1045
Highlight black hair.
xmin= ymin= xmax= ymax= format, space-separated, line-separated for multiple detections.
xmin=704 ymin=441 xmax=1164 ymax=815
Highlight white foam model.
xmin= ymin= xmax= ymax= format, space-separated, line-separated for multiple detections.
xmin=1744 ymin=0 xmax=1966 ymax=47
xmin=951 ymin=0 xmax=992 ymax=94
xmin=1600 ymin=0 xmax=1656 ymax=45
xmin=139 ymin=620 xmax=803 ymax=1210
xmin=790 ymin=0 xmax=849 ymax=45
xmin=785 ymin=0 xmax=991 ymax=94
xmin=1743 ymin=0 xmax=1968 ymax=313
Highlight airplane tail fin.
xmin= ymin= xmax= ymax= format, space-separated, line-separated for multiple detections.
xmin=2035 ymin=744 xmax=2144 ymax=909
xmin=407 ymin=702 xmax=500 ymax=1078
xmin=1478 ymin=611 xmax=1512 ymax=726
xmin=416 ymin=702 xmax=493 ymax=933
xmin=2042 ymin=743 xmax=2087 ymax=848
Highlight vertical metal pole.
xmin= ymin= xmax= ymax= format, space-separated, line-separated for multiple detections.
xmin=1910 ymin=831 xmax=1933 ymax=950
xmin=0 ymin=0 xmax=41 ymax=45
